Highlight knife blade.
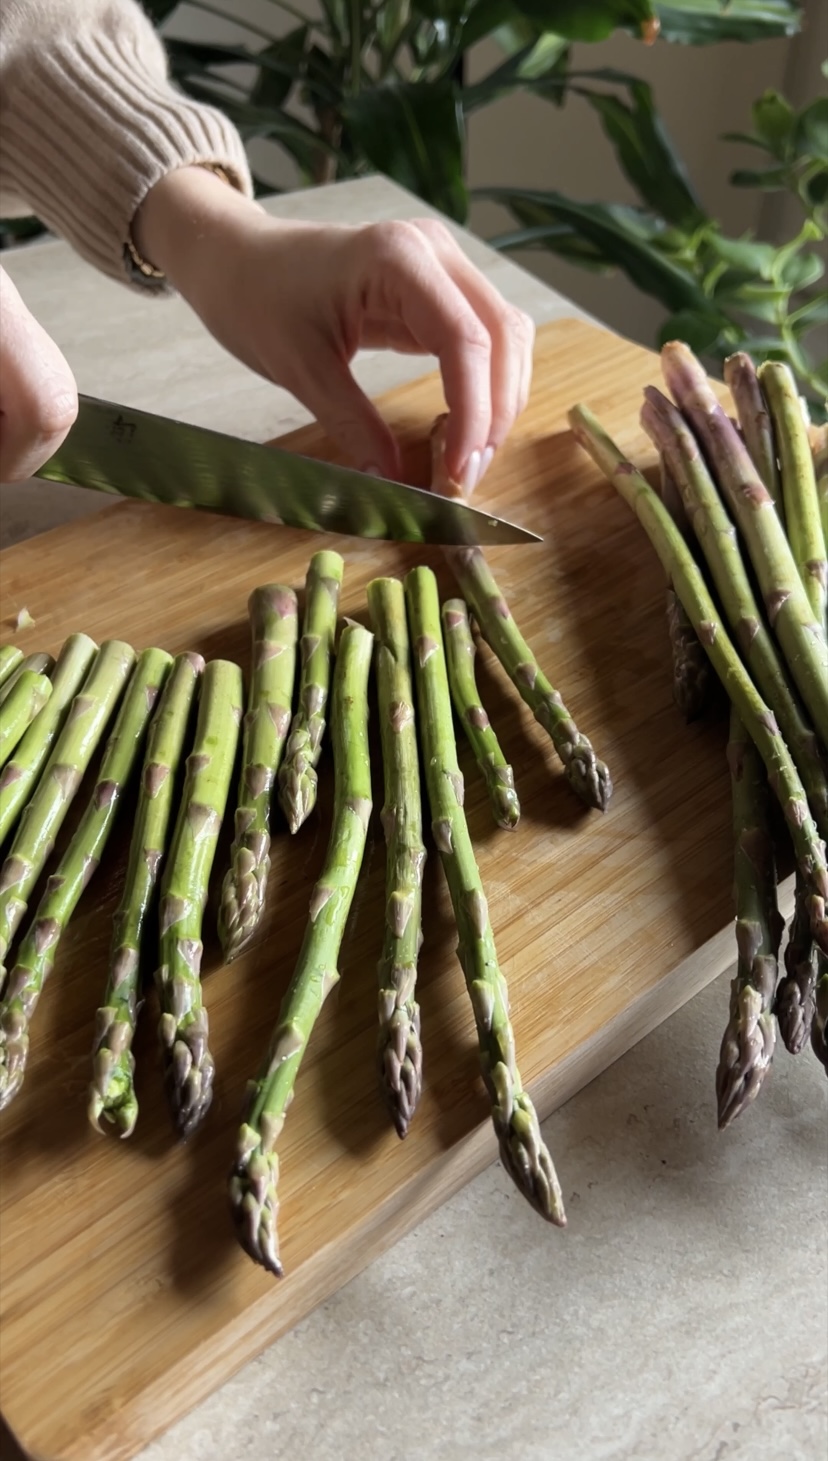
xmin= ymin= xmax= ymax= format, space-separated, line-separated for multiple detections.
xmin=34 ymin=395 xmax=541 ymax=547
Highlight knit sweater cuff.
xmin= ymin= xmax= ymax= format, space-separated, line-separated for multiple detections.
xmin=2 ymin=25 xmax=253 ymax=291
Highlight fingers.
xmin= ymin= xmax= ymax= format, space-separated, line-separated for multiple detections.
xmin=356 ymin=219 xmax=534 ymax=492
xmin=0 ymin=268 xmax=78 ymax=483
xmin=413 ymin=218 xmax=535 ymax=466
xmin=288 ymin=326 xmax=402 ymax=479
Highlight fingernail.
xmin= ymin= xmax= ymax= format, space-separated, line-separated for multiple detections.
xmin=478 ymin=445 xmax=494 ymax=485
xmin=462 ymin=449 xmax=481 ymax=497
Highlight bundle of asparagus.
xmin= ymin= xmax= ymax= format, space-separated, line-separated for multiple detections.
xmin=570 ymin=345 xmax=828 ymax=1123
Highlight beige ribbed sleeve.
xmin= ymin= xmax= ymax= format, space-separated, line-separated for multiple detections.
xmin=0 ymin=0 xmax=254 ymax=290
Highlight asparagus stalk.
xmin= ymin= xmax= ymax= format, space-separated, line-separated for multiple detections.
xmin=442 ymin=597 xmax=520 ymax=829
xmin=230 ymin=622 xmax=374 ymax=1275
xmin=774 ymin=874 xmax=818 ymax=1056
xmin=0 ymin=635 xmax=98 ymax=846
xmin=88 ymin=651 xmax=203 ymax=1137
xmin=715 ymin=708 xmax=784 ymax=1127
xmin=219 ymin=586 xmax=298 ymax=962
xmin=155 ymin=658 xmax=243 ymax=1139
xmin=0 ymin=648 xmax=171 ymax=1110
xmin=0 ymin=648 xmax=23 ymax=693
xmin=405 ymin=565 xmax=566 ymax=1225
xmin=810 ymin=953 xmax=828 ymax=1073
xmin=641 ymin=388 xmax=828 ymax=839
xmin=660 ymin=342 xmax=828 ymax=742
xmin=0 ymin=673 xmax=52 ymax=770
xmin=0 ymin=652 xmax=54 ymax=706
xmin=723 ymin=352 xmax=783 ymax=517
xmin=429 ymin=421 xmax=610 ymax=813
xmin=568 ymin=404 xmax=828 ymax=955
xmin=758 ymin=361 xmax=827 ymax=630
xmin=277 ymin=551 xmax=343 ymax=834
xmin=815 ymin=425 xmax=827 ymax=549
xmin=367 ymin=578 xmax=426 ymax=1138
xmin=659 ymin=457 xmax=712 ymax=723
xmin=0 ymin=640 xmax=135 ymax=982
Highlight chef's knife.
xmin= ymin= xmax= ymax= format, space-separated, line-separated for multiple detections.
xmin=34 ymin=395 xmax=541 ymax=546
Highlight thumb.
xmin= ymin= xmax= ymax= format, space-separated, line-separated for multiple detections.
xmin=291 ymin=344 xmax=401 ymax=479
xmin=0 ymin=267 xmax=78 ymax=483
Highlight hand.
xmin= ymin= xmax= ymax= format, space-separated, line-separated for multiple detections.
xmin=0 ymin=267 xmax=78 ymax=484
xmin=134 ymin=168 xmax=534 ymax=491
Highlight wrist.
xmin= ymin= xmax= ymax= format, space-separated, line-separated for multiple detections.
xmin=131 ymin=165 xmax=263 ymax=292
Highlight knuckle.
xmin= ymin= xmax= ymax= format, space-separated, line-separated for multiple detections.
xmin=30 ymin=385 xmax=78 ymax=446
xmin=507 ymin=306 xmax=535 ymax=347
xmin=412 ymin=215 xmax=453 ymax=248
xmin=363 ymin=218 xmax=424 ymax=267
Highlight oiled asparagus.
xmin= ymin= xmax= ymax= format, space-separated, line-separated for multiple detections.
xmin=569 ymin=404 xmax=828 ymax=955
xmin=0 ymin=640 xmax=135 ymax=983
xmin=759 ymin=361 xmax=827 ymax=629
xmin=155 ymin=658 xmax=243 ymax=1139
xmin=723 ymin=352 xmax=782 ymax=517
xmin=442 ymin=597 xmax=520 ymax=828
xmin=715 ymin=708 xmax=784 ymax=1127
xmin=0 ymin=652 xmax=54 ymax=706
xmin=660 ymin=342 xmax=828 ymax=743
xmin=368 ymin=578 xmax=426 ymax=1137
xmin=641 ymin=388 xmax=828 ymax=838
xmin=406 ymin=566 xmax=566 ymax=1225
xmin=89 ymin=651 xmax=203 ymax=1137
xmin=0 ymin=648 xmax=23 ymax=693
xmin=659 ymin=457 xmax=712 ymax=723
xmin=0 ymin=673 xmax=52 ymax=770
xmin=0 ymin=648 xmax=170 ymax=1110
xmin=230 ymin=622 xmax=373 ymax=1275
xmin=0 ymin=635 xmax=98 ymax=846
xmin=774 ymin=874 xmax=818 ymax=1056
xmin=278 ymin=551 xmax=343 ymax=834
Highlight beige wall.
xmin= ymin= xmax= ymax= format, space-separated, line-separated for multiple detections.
xmin=169 ymin=1 xmax=826 ymax=348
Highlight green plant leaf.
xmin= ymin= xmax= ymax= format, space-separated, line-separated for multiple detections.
xmin=483 ymin=187 xmax=726 ymax=317
xmin=788 ymin=292 xmax=828 ymax=334
xmin=703 ymin=233 xmax=779 ymax=278
xmin=576 ymin=78 xmax=705 ymax=230
xmin=250 ymin=27 xmax=309 ymax=111
xmin=343 ymin=81 xmax=467 ymax=221
xmin=779 ymin=251 xmax=824 ymax=290
xmin=654 ymin=2 xmax=803 ymax=45
xmin=804 ymin=167 xmax=828 ymax=208
xmin=463 ymin=36 xmax=569 ymax=110
xmin=794 ymin=99 xmax=828 ymax=162
xmin=730 ymin=165 xmax=791 ymax=190
xmin=658 ymin=308 xmax=727 ymax=353
xmin=751 ymin=90 xmax=795 ymax=158
xmin=463 ymin=0 xmax=655 ymax=49
xmin=179 ymin=79 xmax=331 ymax=177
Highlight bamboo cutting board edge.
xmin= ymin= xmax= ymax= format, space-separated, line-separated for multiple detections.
xmin=0 ymin=317 xmax=746 ymax=1461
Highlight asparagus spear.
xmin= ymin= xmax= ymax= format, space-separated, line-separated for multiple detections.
xmin=568 ymin=404 xmax=828 ymax=956
xmin=405 ymin=566 xmax=566 ymax=1225
xmin=774 ymin=874 xmax=818 ymax=1056
xmin=641 ymin=389 xmax=828 ymax=839
xmin=810 ymin=954 xmax=828 ymax=1073
xmin=0 ymin=652 xmax=54 ymax=706
xmin=230 ymin=622 xmax=374 ymax=1275
xmin=758 ymin=361 xmax=827 ymax=630
xmin=278 ymin=551 xmax=343 ymax=834
xmin=0 ymin=648 xmax=23 ymax=693
xmin=442 ymin=597 xmax=520 ymax=829
xmin=0 ymin=635 xmax=98 ymax=846
xmin=429 ymin=421 xmax=610 ymax=813
xmin=155 ymin=658 xmax=243 ymax=1139
xmin=815 ymin=426 xmax=828 ymax=548
xmin=660 ymin=342 xmax=828 ymax=743
xmin=88 ymin=651 xmax=203 ymax=1137
xmin=0 ymin=640 xmax=135 ymax=981
xmin=367 ymin=578 xmax=426 ymax=1138
xmin=723 ymin=352 xmax=783 ymax=517
xmin=659 ymin=458 xmax=712 ymax=723
xmin=0 ymin=673 xmax=52 ymax=770
xmin=0 ymin=648 xmax=171 ymax=1110
xmin=715 ymin=708 xmax=784 ymax=1128
xmin=219 ymin=585 xmax=298 ymax=962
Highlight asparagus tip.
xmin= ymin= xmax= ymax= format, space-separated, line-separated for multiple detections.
xmin=229 ymin=1149 xmax=284 ymax=1276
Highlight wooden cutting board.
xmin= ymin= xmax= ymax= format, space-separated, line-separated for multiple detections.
xmin=0 ymin=318 xmax=741 ymax=1461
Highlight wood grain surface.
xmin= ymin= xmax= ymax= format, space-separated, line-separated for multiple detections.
xmin=0 ymin=319 xmax=737 ymax=1461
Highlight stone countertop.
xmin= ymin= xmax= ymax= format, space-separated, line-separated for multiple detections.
xmin=1 ymin=177 xmax=825 ymax=1461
